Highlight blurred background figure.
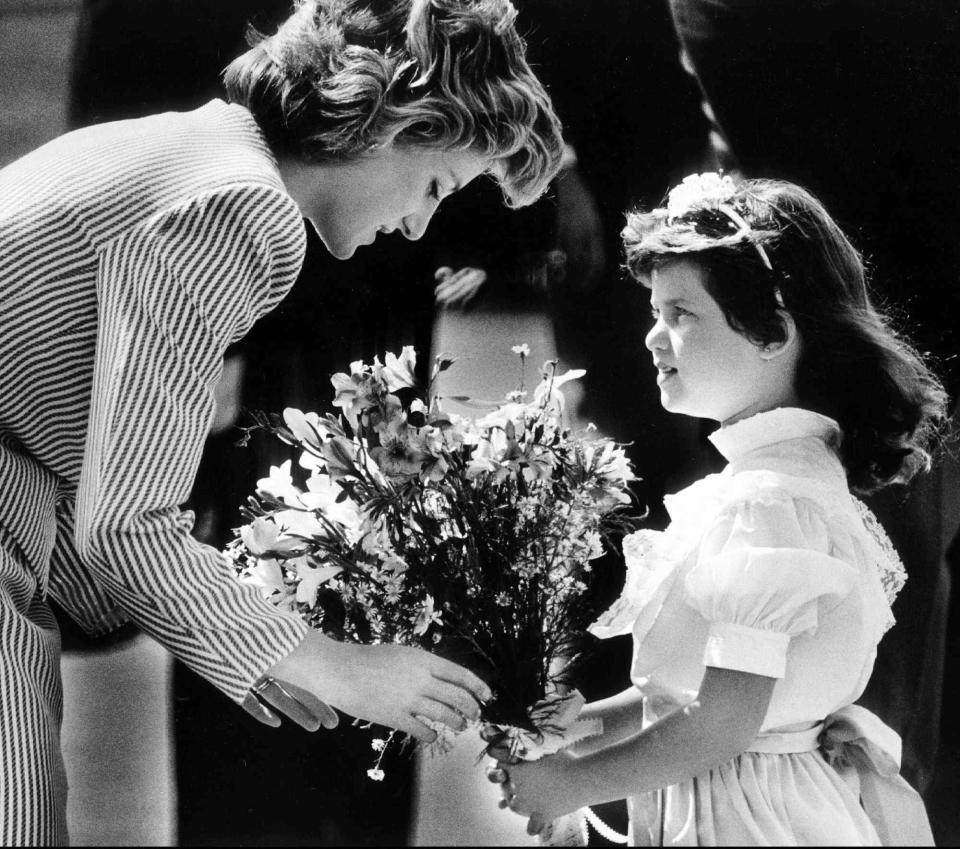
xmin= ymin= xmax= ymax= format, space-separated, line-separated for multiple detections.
xmin=665 ymin=0 xmax=960 ymax=840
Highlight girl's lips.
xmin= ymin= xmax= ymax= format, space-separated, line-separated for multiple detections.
xmin=656 ymin=366 xmax=677 ymax=385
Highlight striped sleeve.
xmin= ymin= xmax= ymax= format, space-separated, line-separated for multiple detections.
xmin=73 ymin=181 xmax=309 ymax=703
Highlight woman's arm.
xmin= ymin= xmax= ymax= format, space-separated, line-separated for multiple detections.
xmin=500 ymin=666 xmax=777 ymax=834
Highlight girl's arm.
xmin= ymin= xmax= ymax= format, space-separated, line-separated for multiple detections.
xmin=567 ymin=687 xmax=647 ymax=756
xmin=500 ymin=666 xmax=776 ymax=834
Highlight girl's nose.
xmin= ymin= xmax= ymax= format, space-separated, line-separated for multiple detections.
xmin=645 ymin=318 xmax=667 ymax=352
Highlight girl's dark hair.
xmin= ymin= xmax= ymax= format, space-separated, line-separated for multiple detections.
xmin=622 ymin=177 xmax=949 ymax=493
xmin=223 ymin=0 xmax=564 ymax=207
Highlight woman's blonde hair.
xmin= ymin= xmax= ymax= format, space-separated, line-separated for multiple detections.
xmin=224 ymin=0 xmax=563 ymax=206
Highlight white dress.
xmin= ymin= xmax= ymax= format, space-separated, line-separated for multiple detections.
xmin=591 ymin=407 xmax=933 ymax=846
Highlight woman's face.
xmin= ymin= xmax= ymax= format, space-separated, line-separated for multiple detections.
xmin=644 ymin=259 xmax=797 ymax=424
xmin=280 ymin=145 xmax=489 ymax=259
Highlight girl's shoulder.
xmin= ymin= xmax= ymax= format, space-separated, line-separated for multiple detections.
xmin=666 ymin=467 xmax=903 ymax=634
xmin=665 ymin=466 xmax=854 ymax=532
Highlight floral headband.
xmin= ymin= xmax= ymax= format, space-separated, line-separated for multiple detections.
xmin=665 ymin=173 xmax=773 ymax=272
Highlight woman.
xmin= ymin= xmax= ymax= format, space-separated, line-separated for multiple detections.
xmin=0 ymin=0 xmax=563 ymax=842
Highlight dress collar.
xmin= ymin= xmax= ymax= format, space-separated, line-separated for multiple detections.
xmin=708 ymin=407 xmax=841 ymax=462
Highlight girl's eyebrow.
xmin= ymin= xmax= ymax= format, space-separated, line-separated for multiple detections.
xmin=650 ymin=296 xmax=691 ymax=308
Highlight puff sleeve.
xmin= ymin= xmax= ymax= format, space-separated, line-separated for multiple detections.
xmin=684 ymin=490 xmax=859 ymax=679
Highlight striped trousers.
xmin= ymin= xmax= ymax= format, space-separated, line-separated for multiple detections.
xmin=0 ymin=526 xmax=68 ymax=846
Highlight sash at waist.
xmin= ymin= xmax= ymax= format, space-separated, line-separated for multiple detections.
xmin=746 ymin=706 xmax=933 ymax=846
xmin=746 ymin=722 xmax=822 ymax=754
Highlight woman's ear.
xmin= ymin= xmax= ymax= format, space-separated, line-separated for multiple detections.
xmin=759 ymin=310 xmax=799 ymax=360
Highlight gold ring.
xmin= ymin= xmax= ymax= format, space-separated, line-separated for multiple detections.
xmin=252 ymin=677 xmax=274 ymax=695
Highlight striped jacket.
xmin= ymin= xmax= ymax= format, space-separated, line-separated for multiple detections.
xmin=0 ymin=100 xmax=310 ymax=703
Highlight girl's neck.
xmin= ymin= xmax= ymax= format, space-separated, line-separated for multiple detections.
xmin=720 ymin=391 xmax=802 ymax=428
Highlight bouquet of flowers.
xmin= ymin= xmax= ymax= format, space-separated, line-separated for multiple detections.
xmin=227 ymin=345 xmax=638 ymax=762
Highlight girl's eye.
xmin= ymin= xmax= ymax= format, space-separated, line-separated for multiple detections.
xmin=429 ymin=180 xmax=441 ymax=201
xmin=651 ymin=305 xmax=693 ymax=323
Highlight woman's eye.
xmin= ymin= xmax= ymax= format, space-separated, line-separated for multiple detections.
xmin=429 ymin=180 xmax=441 ymax=201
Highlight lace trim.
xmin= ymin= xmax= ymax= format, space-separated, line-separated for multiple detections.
xmin=590 ymin=530 xmax=661 ymax=635
xmin=851 ymin=497 xmax=906 ymax=632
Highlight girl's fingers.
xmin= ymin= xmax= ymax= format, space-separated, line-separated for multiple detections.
xmin=527 ymin=813 xmax=547 ymax=836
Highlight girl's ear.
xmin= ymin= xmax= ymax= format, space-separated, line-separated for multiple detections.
xmin=759 ymin=310 xmax=799 ymax=360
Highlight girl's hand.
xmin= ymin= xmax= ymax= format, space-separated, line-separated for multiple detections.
xmin=494 ymin=752 xmax=581 ymax=836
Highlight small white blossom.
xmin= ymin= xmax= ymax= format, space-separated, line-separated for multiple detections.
xmin=666 ymin=172 xmax=737 ymax=221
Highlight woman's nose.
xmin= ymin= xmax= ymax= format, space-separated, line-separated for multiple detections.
xmin=402 ymin=202 xmax=439 ymax=242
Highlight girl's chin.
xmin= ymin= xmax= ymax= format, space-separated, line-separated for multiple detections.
xmin=660 ymin=394 xmax=721 ymax=422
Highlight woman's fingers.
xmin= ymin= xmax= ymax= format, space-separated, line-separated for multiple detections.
xmin=426 ymin=677 xmax=487 ymax=721
xmin=428 ymin=655 xmax=492 ymax=707
xmin=275 ymin=679 xmax=340 ymax=729
xmin=412 ymin=697 xmax=469 ymax=733
xmin=396 ymin=713 xmax=440 ymax=744
xmin=241 ymin=692 xmax=281 ymax=728
xmin=254 ymin=677 xmax=339 ymax=732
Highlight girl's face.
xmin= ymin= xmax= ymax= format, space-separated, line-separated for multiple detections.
xmin=280 ymin=145 xmax=489 ymax=260
xmin=644 ymin=259 xmax=798 ymax=424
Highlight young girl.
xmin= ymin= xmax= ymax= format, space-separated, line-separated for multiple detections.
xmin=493 ymin=173 xmax=946 ymax=845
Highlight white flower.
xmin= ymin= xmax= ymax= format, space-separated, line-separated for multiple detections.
xmin=256 ymin=460 xmax=302 ymax=506
xmin=592 ymin=441 xmax=636 ymax=486
xmin=239 ymin=517 xmax=303 ymax=556
xmin=295 ymin=560 xmax=343 ymax=607
xmin=240 ymin=558 xmax=292 ymax=608
xmin=274 ymin=508 xmax=326 ymax=539
xmin=584 ymin=530 xmax=604 ymax=560
xmin=301 ymin=473 xmax=363 ymax=535
xmin=382 ymin=347 xmax=418 ymax=392
xmin=666 ymin=172 xmax=737 ymax=221
xmin=371 ymin=738 xmax=387 ymax=752
xmin=512 ymin=343 xmax=531 ymax=357
xmin=283 ymin=408 xmax=333 ymax=451
xmin=532 ymin=367 xmax=586 ymax=414
xmin=366 ymin=768 xmax=385 ymax=781
xmin=412 ymin=594 xmax=443 ymax=636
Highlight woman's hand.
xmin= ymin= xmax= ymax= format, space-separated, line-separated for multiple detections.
xmin=491 ymin=752 xmax=582 ymax=836
xmin=264 ymin=631 xmax=493 ymax=742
